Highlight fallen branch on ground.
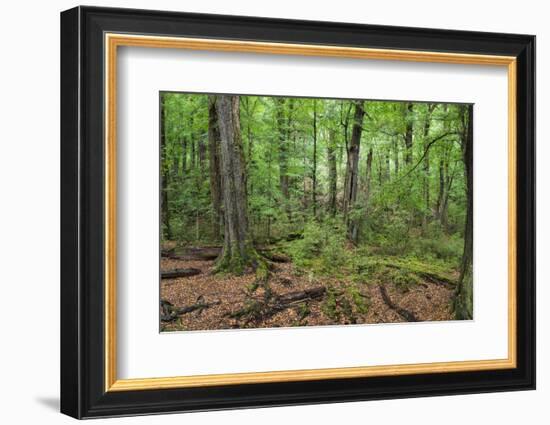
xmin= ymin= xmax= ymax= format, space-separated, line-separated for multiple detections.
xmin=379 ymin=285 xmax=418 ymax=322
xmin=161 ymin=268 xmax=201 ymax=279
xmin=160 ymin=298 xmax=221 ymax=322
xmin=228 ymin=286 xmax=326 ymax=322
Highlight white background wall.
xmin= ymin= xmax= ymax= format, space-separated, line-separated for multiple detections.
xmin=0 ymin=0 xmax=545 ymax=423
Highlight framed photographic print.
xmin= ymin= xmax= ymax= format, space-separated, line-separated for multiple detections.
xmin=60 ymin=6 xmax=535 ymax=419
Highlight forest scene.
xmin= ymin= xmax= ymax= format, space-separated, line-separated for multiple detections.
xmin=159 ymin=92 xmax=473 ymax=332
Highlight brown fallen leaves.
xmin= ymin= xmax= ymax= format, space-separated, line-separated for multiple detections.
xmin=160 ymin=255 xmax=456 ymax=332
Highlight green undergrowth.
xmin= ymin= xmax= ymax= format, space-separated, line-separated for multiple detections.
xmin=280 ymin=220 xmax=458 ymax=291
xmin=321 ymin=284 xmax=370 ymax=324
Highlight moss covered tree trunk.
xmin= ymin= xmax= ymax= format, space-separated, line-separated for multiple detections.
xmin=454 ymin=104 xmax=473 ymax=319
xmin=215 ymin=95 xmax=260 ymax=274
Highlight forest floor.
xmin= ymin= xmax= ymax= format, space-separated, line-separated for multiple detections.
xmin=160 ymin=245 xmax=457 ymax=332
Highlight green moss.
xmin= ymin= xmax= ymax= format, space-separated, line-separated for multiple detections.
xmin=320 ymin=284 xmax=370 ymax=323
xmin=321 ymin=286 xmax=340 ymax=321
xmin=347 ymin=285 xmax=369 ymax=314
xmin=214 ymin=241 xmax=266 ymax=275
xmin=352 ymin=256 xmax=456 ymax=289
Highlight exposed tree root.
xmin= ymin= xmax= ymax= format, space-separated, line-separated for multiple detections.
xmin=161 ymin=268 xmax=201 ymax=279
xmin=160 ymin=298 xmax=221 ymax=322
xmin=379 ymin=285 xmax=418 ymax=322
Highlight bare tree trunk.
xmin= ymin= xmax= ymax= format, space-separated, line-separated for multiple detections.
xmin=454 ymin=104 xmax=473 ymax=320
xmin=404 ymin=102 xmax=414 ymax=165
xmin=215 ymin=95 xmax=260 ymax=274
xmin=327 ymin=129 xmax=338 ymax=216
xmin=208 ymin=96 xmax=223 ymax=241
xmin=160 ymin=94 xmax=172 ymax=240
xmin=343 ymin=100 xmax=365 ymax=243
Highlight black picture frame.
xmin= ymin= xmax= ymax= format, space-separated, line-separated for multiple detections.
xmin=61 ymin=5 xmax=535 ymax=419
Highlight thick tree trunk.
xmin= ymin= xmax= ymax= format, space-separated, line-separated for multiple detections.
xmin=327 ymin=129 xmax=338 ymax=216
xmin=215 ymin=95 xmax=260 ymax=274
xmin=160 ymin=94 xmax=172 ymax=240
xmin=454 ymin=104 xmax=473 ymax=320
xmin=343 ymin=101 xmax=365 ymax=243
xmin=404 ymin=102 xmax=414 ymax=165
xmin=208 ymin=96 xmax=223 ymax=241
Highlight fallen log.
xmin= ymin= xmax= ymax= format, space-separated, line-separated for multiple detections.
xmin=383 ymin=262 xmax=456 ymax=288
xmin=160 ymin=298 xmax=221 ymax=322
xmin=161 ymin=246 xmax=291 ymax=263
xmin=379 ymin=285 xmax=418 ymax=322
xmin=161 ymin=268 xmax=201 ymax=279
xmin=277 ymin=286 xmax=326 ymax=303
xmin=161 ymin=248 xmax=176 ymax=258
xmin=261 ymin=251 xmax=291 ymax=263
xmin=228 ymin=286 xmax=326 ymax=322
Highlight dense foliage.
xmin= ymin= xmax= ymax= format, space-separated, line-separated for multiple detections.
xmin=160 ymin=93 xmax=473 ymax=319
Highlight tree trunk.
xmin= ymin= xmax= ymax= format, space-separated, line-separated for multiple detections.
xmin=190 ymin=139 xmax=196 ymax=170
xmin=343 ymin=101 xmax=365 ymax=243
xmin=180 ymin=138 xmax=187 ymax=176
xmin=436 ymin=157 xmax=447 ymax=227
xmin=215 ymin=95 xmax=260 ymax=274
xmin=160 ymin=94 xmax=172 ymax=240
xmin=208 ymin=96 xmax=223 ymax=241
xmin=327 ymin=129 xmax=338 ymax=216
xmin=393 ymin=136 xmax=399 ymax=176
xmin=275 ymin=98 xmax=290 ymax=216
xmin=404 ymin=102 xmax=414 ymax=165
xmin=454 ymin=104 xmax=473 ymax=320
xmin=365 ymin=148 xmax=373 ymax=204
xmin=422 ymin=104 xmax=434 ymax=231
xmin=312 ymin=100 xmax=318 ymax=217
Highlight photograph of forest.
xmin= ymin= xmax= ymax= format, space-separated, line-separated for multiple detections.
xmin=159 ymin=92 xmax=473 ymax=332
